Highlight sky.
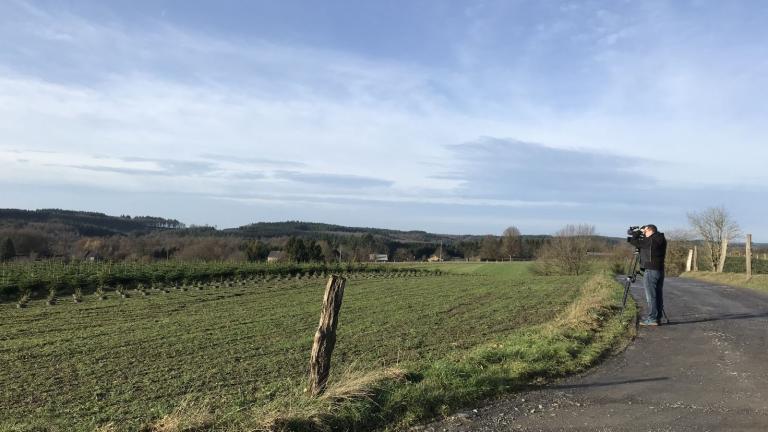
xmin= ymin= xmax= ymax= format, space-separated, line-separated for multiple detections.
xmin=1 ymin=0 xmax=767 ymax=239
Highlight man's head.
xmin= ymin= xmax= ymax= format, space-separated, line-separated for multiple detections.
xmin=642 ymin=224 xmax=658 ymax=236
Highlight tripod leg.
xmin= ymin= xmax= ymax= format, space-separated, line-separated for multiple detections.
xmin=661 ymin=306 xmax=669 ymax=324
xmin=620 ymin=250 xmax=641 ymax=311
xmin=622 ymin=278 xmax=631 ymax=311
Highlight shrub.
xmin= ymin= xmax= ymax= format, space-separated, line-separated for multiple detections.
xmin=532 ymin=224 xmax=598 ymax=276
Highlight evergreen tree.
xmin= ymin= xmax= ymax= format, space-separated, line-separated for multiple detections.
xmin=307 ymin=240 xmax=323 ymax=262
xmin=1 ymin=238 xmax=16 ymax=261
xmin=243 ymin=240 xmax=270 ymax=262
xmin=285 ymin=236 xmax=308 ymax=262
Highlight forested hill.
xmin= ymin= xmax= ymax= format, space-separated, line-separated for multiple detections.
xmin=0 ymin=209 xmax=501 ymax=243
xmin=0 ymin=209 xmax=480 ymax=242
xmin=226 ymin=221 xmax=480 ymax=243
xmin=0 ymin=208 xmax=185 ymax=236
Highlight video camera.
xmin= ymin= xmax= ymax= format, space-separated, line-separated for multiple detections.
xmin=627 ymin=225 xmax=645 ymax=240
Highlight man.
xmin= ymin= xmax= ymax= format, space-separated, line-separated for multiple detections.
xmin=627 ymin=224 xmax=667 ymax=326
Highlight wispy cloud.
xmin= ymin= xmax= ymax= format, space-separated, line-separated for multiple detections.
xmin=2 ymin=1 xmax=768 ymax=237
xmin=48 ymin=157 xmax=218 ymax=177
xmin=442 ymin=138 xmax=658 ymax=201
xmin=274 ymin=171 xmax=393 ymax=189
xmin=200 ymin=153 xmax=305 ymax=168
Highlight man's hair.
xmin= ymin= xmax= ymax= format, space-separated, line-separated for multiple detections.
xmin=643 ymin=224 xmax=658 ymax=233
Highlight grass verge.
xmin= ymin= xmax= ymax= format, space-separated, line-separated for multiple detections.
xmin=256 ymin=272 xmax=635 ymax=431
xmin=680 ymin=271 xmax=768 ymax=294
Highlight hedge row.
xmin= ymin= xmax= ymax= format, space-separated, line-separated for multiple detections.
xmin=722 ymin=256 xmax=768 ymax=274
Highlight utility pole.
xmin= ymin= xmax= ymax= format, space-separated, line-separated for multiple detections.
xmin=439 ymin=240 xmax=443 ymax=261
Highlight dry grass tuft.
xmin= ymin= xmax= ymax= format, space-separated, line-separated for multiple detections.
xmin=256 ymin=367 xmax=409 ymax=431
xmin=551 ymin=274 xmax=615 ymax=331
xmin=94 ymin=423 xmax=118 ymax=432
xmin=322 ymin=367 xmax=408 ymax=402
xmin=149 ymin=398 xmax=214 ymax=432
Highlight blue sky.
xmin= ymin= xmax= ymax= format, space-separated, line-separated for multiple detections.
xmin=1 ymin=0 xmax=767 ymax=239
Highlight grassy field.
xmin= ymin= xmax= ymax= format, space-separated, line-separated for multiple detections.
xmin=681 ymin=271 xmax=768 ymax=294
xmin=1 ymin=263 xmax=630 ymax=431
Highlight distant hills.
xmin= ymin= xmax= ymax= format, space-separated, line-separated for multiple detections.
xmin=226 ymin=221 xmax=488 ymax=243
xmin=6 ymin=208 xmax=760 ymax=250
xmin=0 ymin=208 xmax=515 ymax=242
xmin=0 ymin=208 xmax=185 ymax=236
xmin=3 ymin=208 xmax=765 ymax=265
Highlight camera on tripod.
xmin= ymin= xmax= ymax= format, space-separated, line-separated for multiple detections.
xmin=627 ymin=225 xmax=645 ymax=239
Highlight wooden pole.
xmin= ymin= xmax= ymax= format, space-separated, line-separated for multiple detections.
xmin=717 ymin=236 xmax=729 ymax=273
xmin=746 ymin=234 xmax=752 ymax=280
xmin=308 ymin=275 xmax=346 ymax=396
xmin=693 ymin=246 xmax=698 ymax=271
xmin=686 ymin=249 xmax=694 ymax=272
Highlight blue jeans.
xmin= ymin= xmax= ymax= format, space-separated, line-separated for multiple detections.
xmin=643 ymin=269 xmax=664 ymax=322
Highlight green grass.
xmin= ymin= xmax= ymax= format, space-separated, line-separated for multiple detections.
xmin=681 ymin=271 xmax=768 ymax=294
xmin=0 ymin=260 xmax=432 ymax=299
xmin=415 ymin=262 xmax=534 ymax=278
xmin=264 ymin=269 xmax=634 ymax=431
xmin=0 ymin=263 xmax=629 ymax=431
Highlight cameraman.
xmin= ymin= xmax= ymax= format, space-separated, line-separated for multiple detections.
xmin=627 ymin=224 xmax=667 ymax=326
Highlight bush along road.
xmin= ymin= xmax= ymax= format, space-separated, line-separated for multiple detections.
xmin=421 ymin=276 xmax=768 ymax=431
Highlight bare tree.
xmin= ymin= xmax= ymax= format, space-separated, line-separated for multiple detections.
xmin=534 ymin=224 xmax=596 ymax=275
xmin=479 ymin=235 xmax=500 ymax=261
xmin=687 ymin=206 xmax=740 ymax=272
xmin=501 ymin=226 xmax=522 ymax=260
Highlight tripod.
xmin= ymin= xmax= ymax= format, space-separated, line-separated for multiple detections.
xmin=622 ymin=248 xmax=669 ymax=323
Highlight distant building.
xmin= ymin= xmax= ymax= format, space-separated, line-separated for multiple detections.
xmin=83 ymin=251 xmax=103 ymax=262
xmin=368 ymin=253 xmax=389 ymax=262
xmin=427 ymin=255 xmax=443 ymax=262
xmin=267 ymin=251 xmax=286 ymax=262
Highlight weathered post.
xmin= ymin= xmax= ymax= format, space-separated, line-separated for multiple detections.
xmin=717 ymin=237 xmax=729 ymax=273
xmin=693 ymin=246 xmax=699 ymax=271
xmin=308 ymin=275 xmax=346 ymax=396
xmin=686 ymin=249 xmax=694 ymax=272
xmin=746 ymin=234 xmax=752 ymax=280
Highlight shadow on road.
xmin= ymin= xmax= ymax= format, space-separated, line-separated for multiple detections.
xmin=663 ymin=311 xmax=768 ymax=326
xmin=545 ymin=376 xmax=669 ymax=390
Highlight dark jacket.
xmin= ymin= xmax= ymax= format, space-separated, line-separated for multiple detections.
xmin=627 ymin=232 xmax=667 ymax=271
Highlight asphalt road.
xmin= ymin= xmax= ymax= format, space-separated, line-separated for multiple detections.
xmin=418 ymin=277 xmax=768 ymax=431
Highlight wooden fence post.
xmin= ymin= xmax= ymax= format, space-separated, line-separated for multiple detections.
xmin=746 ymin=234 xmax=752 ymax=280
xmin=717 ymin=238 xmax=729 ymax=273
xmin=686 ymin=249 xmax=694 ymax=272
xmin=693 ymin=246 xmax=698 ymax=271
xmin=308 ymin=275 xmax=346 ymax=396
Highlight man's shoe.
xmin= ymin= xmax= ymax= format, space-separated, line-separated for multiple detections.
xmin=639 ymin=319 xmax=659 ymax=326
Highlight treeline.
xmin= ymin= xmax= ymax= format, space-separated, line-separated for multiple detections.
xmin=0 ymin=209 xmax=561 ymax=263
xmin=0 ymin=223 xmax=549 ymax=263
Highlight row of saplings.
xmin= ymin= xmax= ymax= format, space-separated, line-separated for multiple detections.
xmin=13 ymin=269 xmax=440 ymax=309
